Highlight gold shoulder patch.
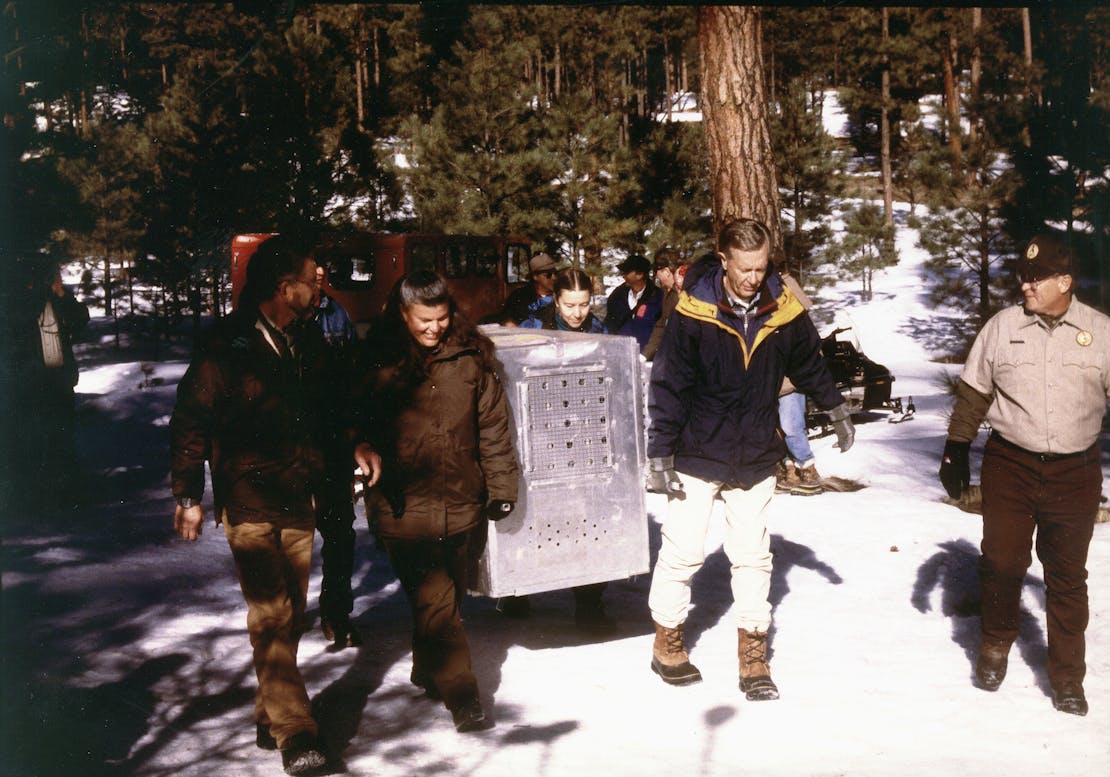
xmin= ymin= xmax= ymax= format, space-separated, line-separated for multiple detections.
xmin=1026 ymin=243 xmax=1039 ymax=259
xmin=1076 ymin=330 xmax=1093 ymax=347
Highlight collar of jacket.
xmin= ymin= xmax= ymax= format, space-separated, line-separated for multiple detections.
xmin=674 ymin=265 xmax=806 ymax=365
xmin=423 ymin=339 xmax=480 ymax=366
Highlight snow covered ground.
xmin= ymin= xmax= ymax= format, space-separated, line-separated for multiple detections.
xmin=2 ymin=208 xmax=1108 ymax=777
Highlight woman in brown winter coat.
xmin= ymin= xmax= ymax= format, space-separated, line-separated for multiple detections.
xmin=355 ymin=270 xmax=518 ymax=733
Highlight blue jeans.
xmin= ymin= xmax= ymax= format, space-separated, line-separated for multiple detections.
xmin=778 ymin=392 xmax=814 ymax=466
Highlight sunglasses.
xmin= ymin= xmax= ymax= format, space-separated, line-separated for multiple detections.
xmin=1017 ymin=269 xmax=1058 ymax=286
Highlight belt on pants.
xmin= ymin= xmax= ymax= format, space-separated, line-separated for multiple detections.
xmin=989 ymin=431 xmax=1093 ymax=462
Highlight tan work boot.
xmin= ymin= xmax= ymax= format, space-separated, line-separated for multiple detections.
xmin=775 ymin=461 xmax=798 ymax=494
xmin=738 ymin=628 xmax=780 ymax=701
xmin=650 ymin=621 xmax=702 ymax=686
xmin=790 ymin=463 xmax=823 ymax=496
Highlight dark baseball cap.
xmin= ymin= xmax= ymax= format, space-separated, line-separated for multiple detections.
xmin=1017 ymin=234 xmax=1072 ymax=282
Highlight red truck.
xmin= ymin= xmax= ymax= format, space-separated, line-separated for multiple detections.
xmin=231 ymin=232 xmax=532 ymax=331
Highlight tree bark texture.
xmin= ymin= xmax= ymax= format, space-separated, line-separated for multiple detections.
xmin=698 ymin=6 xmax=782 ymax=248
xmin=880 ymin=8 xmax=894 ymax=227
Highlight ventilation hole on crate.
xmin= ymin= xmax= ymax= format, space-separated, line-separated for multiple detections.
xmin=566 ymin=441 xmax=573 ymax=448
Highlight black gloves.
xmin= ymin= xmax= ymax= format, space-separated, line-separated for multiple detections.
xmin=827 ymin=403 xmax=855 ymax=453
xmin=485 ymin=499 xmax=515 ymax=521
xmin=646 ymin=456 xmax=685 ymax=498
xmin=939 ymin=439 xmax=970 ymax=499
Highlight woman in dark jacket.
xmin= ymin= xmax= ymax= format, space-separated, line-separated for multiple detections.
xmin=508 ymin=269 xmax=615 ymax=633
xmin=357 ymin=271 xmax=518 ymax=733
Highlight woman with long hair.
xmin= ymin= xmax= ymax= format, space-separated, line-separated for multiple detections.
xmin=504 ymin=267 xmax=615 ymax=633
xmin=355 ymin=271 xmax=519 ymax=733
xmin=519 ymin=267 xmax=605 ymax=334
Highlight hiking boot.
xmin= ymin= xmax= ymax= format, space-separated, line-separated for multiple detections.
xmin=974 ymin=641 xmax=1010 ymax=692
xmin=496 ymin=595 xmax=531 ymax=618
xmin=790 ymin=463 xmax=823 ymax=496
xmin=256 ymin=723 xmax=278 ymax=751
xmin=280 ymin=732 xmax=327 ymax=775
xmin=451 ymin=699 xmax=494 ymax=733
xmin=738 ymin=628 xmax=779 ymax=701
xmin=321 ymin=616 xmax=363 ymax=649
xmin=775 ymin=462 xmax=796 ymax=494
xmin=1052 ymin=682 xmax=1088 ymax=716
xmin=650 ymin=621 xmax=702 ymax=685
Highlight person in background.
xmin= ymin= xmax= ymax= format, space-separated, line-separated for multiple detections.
xmin=645 ymin=218 xmax=853 ymax=699
xmin=311 ymin=263 xmax=362 ymax=648
xmin=4 ymin=259 xmax=89 ymax=513
xmin=939 ymin=233 xmax=1109 ymax=717
xmin=674 ymin=263 xmax=688 ymax=292
xmin=356 ymin=271 xmax=519 ymax=733
xmin=500 ymin=252 xmax=558 ymax=325
xmin=604 ymin=254 xmax=663 ymax=354
xmin=170 ymin=236 xmax=380 ymax=775
xmin=642 ymin=248 xmax=682 ymax=361
xmin=776 ymin=272 xmax=824 ymax=496
xmin=500 ymin=268 xmax=614 ymax=633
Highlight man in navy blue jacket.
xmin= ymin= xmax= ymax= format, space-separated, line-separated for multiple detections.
xmin=604 ymin=254 xmax=663 ymax=354
xmin=644 ymin=218 xmax=853 ymax=700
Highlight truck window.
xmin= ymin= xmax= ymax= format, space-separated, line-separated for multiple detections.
xmin=474 ymin=244 xmax=498 ymax=277
xmin=411 ymin=243 xmax=438 ymax=274
xmin=326 ymin=255 xmax=374 ymax=290
xmin=506 ymin=243 xmax=530 ymax=284
xmin=445 ymin=245 xmax=468 ymax=278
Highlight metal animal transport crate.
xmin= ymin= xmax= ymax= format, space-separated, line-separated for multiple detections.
xmin=471 ymin=326 xmax=650 ymax=597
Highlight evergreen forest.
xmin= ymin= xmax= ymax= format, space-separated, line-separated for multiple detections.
xmin=2 ymin=3 xmax=1107 ymax=328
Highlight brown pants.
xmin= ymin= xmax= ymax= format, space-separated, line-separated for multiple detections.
xmin=979 ymin=436 xmax=1101 ymax=691
xmin=224 ymin=520 xmax=317 ymax=748
xmin=382 ymin=531 xmax=480 ymax=711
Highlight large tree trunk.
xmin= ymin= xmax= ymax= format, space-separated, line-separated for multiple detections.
xmin=698 ymin=6 xmax=782 ymax=247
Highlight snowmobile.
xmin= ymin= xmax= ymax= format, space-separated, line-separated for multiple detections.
xmin=805 ymin=326 xmax=914 ymax=434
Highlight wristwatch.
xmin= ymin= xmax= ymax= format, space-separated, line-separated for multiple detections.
xmin=177 ymin=497 xmax=199 ymax=509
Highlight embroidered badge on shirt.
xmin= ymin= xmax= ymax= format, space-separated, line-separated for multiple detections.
xmin=1076 ymin=330 xmax=1093 ymax=347
xmin=1026 ymin=243 xmax=1040 ymax=259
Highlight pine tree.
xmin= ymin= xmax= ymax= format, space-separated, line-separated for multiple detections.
xmin=772 ymin=78 xmax=844 ymax=286
xmin=826 ymin=202 xmax=896 ymax=301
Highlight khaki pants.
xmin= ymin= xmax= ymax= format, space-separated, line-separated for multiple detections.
xmin=649 ymin=472 xmax=776 ymax=631
xmin=224 ymin=520 xmax=317 ymax=748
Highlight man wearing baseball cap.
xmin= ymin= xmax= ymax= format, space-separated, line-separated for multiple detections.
xmin=499 ymin=252 xmax=558 ymax=325
xmin=604 ymin=254 xmax=664 ymax=354
xmin=940 ymin=233 xmax=1110 ymax=716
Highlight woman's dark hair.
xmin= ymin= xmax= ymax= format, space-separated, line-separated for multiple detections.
xmin=376 ymin=270 xmax=497 ymax=380
xmin=240 ymin=235 xmax=309 ymax=311
xmin=553 ymin=267 xmax=593 ymax=300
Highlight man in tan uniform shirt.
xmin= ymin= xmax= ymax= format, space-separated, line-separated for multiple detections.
xmin=939 ymin=233 xmax=1110 ymax=716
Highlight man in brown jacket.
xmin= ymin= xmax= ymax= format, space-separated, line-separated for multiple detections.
xmin=170 ymin=236 xmax=380 ymax=774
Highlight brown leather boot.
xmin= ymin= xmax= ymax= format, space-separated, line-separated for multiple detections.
xmin=650 ymin=621 xmax=702 ymax=685
xmin=738 ymin=628 xmax=780 ymax=701
xmin=775 ymin=461 xmax=796 ymax=494
xmin=974 ymin=639 xmax=1011 ymax=692
xmin=790 ymin=463 xmax=823 ymax=496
